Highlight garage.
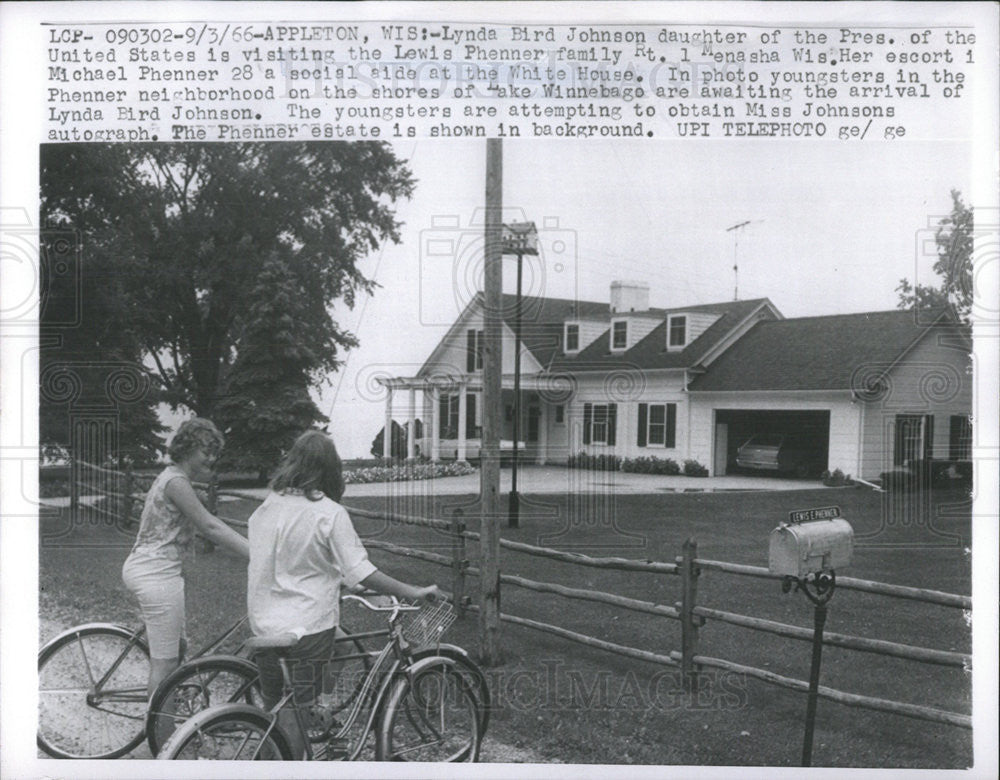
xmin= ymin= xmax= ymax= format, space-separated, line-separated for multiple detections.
xmin=713 ymin=410 xmax=830 ymax=477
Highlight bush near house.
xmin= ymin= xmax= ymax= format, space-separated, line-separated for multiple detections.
xmin=880 ymin=460 xmax=972 ymax=492
xmin=621 ymin=456 xmax=681 ymax=475
xmin=682 ymin=459 xmax=709 ymax=477
xmin=568 ymin=452 xmax=623 ymax=472
xmin=822 ymin=468 xmax=855 ymax=487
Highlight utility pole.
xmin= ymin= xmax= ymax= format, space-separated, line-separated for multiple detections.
xmin=479 ymin=138 xmax=503 ymax=666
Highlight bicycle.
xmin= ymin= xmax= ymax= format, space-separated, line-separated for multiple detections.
xmin=145 ymin=594 xmax=491 ymax=756
xmin=37 ymin=612 xmax=249 ymax=759
xmin=157 ymin=593 xmax=483 ymax=762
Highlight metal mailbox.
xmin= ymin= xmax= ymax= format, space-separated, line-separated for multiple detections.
xmin=768 ymin=518 xmax=854 ymax=578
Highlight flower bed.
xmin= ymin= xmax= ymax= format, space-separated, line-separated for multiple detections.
xmin=344 ymin=459 xmax=477 ymax=484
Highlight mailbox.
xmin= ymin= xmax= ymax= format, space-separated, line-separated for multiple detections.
xmin=769 ymin=518 xmax=854 ymax=578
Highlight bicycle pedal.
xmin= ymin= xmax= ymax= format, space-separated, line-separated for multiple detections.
xmin=320 ymin=737 xmax=350 ymax=760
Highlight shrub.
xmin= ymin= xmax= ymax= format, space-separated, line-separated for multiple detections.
xmin=822 ymin=468 xmax=854 ymax=487
xmin=568 ymin=452 xmax=622 ymax=472
xmin=621 ymin=456 xmax=681 ymax=475
xmin=683 ymin=459 xmax=708 ymax=477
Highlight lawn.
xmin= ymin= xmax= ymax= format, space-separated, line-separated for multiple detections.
xmin=38 ymin=484 xmax=973 ymax=767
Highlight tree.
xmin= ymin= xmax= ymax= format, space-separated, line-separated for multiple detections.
xmin=40 ymin=142 xmax=415 ymax=467
xmin=214 ymin=253 xmax=330 ymax=480
xmin=897 ymin=189 xmax=973 ymax=322
xmin=40 ymin=145 xmax=166 ymax=464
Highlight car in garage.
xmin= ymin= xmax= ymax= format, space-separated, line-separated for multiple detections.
xmin=736 ymin=433 xmax=822 ymax=477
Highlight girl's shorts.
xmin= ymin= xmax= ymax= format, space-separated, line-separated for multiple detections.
xmin=254 ymin=626 xmax=341 ymax=708
xmin=121 ymin=554 xmax=186 ymax=660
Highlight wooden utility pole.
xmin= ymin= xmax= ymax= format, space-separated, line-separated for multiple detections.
xmin=479 ymin=138 xmax=503 ymax=666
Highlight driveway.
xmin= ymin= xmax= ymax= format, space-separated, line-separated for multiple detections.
xmin=335 ymin=465 xmax=819 ymax=498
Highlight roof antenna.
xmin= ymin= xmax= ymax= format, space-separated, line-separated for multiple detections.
xmin=725 ymin=220 xmax=762 ymax=300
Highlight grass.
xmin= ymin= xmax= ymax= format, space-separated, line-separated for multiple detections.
xmin=38 ymin=485 xmax=973 ymax=767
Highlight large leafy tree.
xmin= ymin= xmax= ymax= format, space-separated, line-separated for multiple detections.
xmin=40 ymin=142 xmax=414 ymax=468
xmin=40 ymin=145 xmax=166 ymax=464
xmin=897 ymin=189 xmax=973 ymax=323
xmin=213 ymin=252 xmax=332 ymax=479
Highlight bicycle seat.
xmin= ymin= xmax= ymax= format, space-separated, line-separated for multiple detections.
xmin=245 ymin=632 xmax=300 ymax=649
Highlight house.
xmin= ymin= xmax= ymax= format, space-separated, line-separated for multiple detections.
xmin=377 ymin=282 xmax=972 ymax=480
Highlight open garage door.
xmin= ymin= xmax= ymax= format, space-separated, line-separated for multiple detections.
xmin=714 ymin=409 xmax=830 ymax=477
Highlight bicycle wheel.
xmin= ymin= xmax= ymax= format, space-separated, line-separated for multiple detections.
xmin=413 ymin=645 xmax=491 ymax=735
xmin=38 ymin=623 xmax=150 ymax=759
xmin=146 ymin=655 xmax=262 ymax=756
xmin=157 ymin=703 xmax=292 ymax=760
xmin=376 ymin=661 xmax=481 ymax=762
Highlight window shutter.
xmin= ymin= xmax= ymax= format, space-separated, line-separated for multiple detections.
xmin=637 ymin=403 xmax=648 ymax=447
xmin=466 ymin=394 xmax=477 ymax=439
xmin=607 ymin=404 xmax=617 ymax=446
xmin=466 ymin=330 xmax=476 ymax=372
xmin=439 ymin=396 xmax=449 ymax=437
xmin=583 ymin=403 xmax=592 ymax=445
xmin=666 ymin=404 xmax=677 ymax=448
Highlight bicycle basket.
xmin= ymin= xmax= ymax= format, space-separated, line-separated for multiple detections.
xmin=402 ymin=602 xmax=456 ymax=648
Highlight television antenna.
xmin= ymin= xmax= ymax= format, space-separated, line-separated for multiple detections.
xmin=726 ymin=219 xmax=763 ymax=300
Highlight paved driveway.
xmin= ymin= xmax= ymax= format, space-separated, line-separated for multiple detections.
xmin=335 ymin=465 xmax=819 ymax=498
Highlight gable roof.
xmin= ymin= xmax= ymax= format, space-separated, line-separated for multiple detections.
xmin=688 ymin=308 xmax=967 ymax=392
xmin=548 ymin=298 xmax=776 ymax=371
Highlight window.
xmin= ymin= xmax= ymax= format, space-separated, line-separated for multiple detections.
xmin=582 ymin=403 xmax=617 ymax=446
xmin=668 ymin=316 xmax=687 ymax=349
xmin=466 ymin=329 xmax=483 ymax=371
xmin=894 ymin=414 xmax=933 ymax=465
xmin=611 ymin=320 xmax=628 ymax=350
xmin=637 ymin=403 xmax=677 ymax=448
xmin=565 ymin=323 xmax=580 ymax=352
xmin=949 ymin=415 xmax=972 ymax=460
xmin=439 ymin=394 xmax=460 ymax=439
xmin=555 ymin=405 xmax=565 ymax=424
xmin=439 ymin=394 xmax=478 ymax=439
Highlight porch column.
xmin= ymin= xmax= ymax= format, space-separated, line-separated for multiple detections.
xmin=383 ymin=386 xmax=393 ymax=459
xmin=457 ymin=384 xmax=468 ymax=462
xmin=430 ymin=386 xmax=441 ymax=462
xmin=407 ymin=387 xmax=417 ymax=460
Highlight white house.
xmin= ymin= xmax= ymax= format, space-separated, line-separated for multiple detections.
xmin=378 ymin=282 xmax=972 ymax=480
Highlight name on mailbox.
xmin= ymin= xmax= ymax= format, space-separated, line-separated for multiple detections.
xmin=789 ymin=506 xmax=841 ymax=523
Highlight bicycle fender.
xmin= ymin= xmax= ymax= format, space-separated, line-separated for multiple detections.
xmin=413 ymin=643 xmax=472 ymax=663
xmin=403 ymin=654 xmax=460 ymax=680
xmin=175 ymin=653 xmax=258 ymax=673
xmin=38 ymin=622 xmax=144 ymax=658
xmin=162 ymin=701 xmax=267 ymax=735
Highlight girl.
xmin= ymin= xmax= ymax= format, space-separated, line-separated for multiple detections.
xmin=247 ymin=430 xmax=441 ymax=758
xmin=122 ymin=418 xmax=250 ymax=697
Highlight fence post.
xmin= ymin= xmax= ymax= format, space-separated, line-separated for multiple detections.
xmin=122 ymin=461 xmax=134 ymax=528
xmin=70 ymin=457 xmax=79 ymax=513
xmin=199 ymin=473 xmax=219 ymax=553
xmin=451 ymin=509 xmax=467 ymax=617
xmin=679 ymin=537 xmax=701 ymax=693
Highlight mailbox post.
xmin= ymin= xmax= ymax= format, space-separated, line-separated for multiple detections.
xmin=768 ymin=506 xmax=853 ymax=767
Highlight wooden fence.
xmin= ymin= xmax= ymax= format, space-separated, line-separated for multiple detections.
xmin=65 ymin=460 xmax=972 ymax=731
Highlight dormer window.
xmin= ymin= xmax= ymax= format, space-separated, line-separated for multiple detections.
xmin=564 ymin=322 xmax=580 ymax=353
xmin=611 ymin=319 xmax=628 ymax=351
xmin=668 ymin=315 xmax=687 ymax=350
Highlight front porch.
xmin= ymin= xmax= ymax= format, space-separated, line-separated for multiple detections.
xmin=376 ymin=375 xmax=570 ymax=464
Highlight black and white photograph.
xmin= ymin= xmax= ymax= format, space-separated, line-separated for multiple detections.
xmin=2 ymin=3 xmax=997 ymax=779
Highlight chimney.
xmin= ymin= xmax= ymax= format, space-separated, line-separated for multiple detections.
xmin=610 ymin=281 xmax=650 ymax=313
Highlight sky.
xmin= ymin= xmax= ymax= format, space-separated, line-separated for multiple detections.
xmin=318 ymin=138 xmax=971 ymax=457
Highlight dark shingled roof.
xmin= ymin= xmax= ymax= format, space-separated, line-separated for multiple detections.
xmin=688 ymin=308 xmax=964 ymax=392
xmin=547 ymin=298 xmax=775 ymax=371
